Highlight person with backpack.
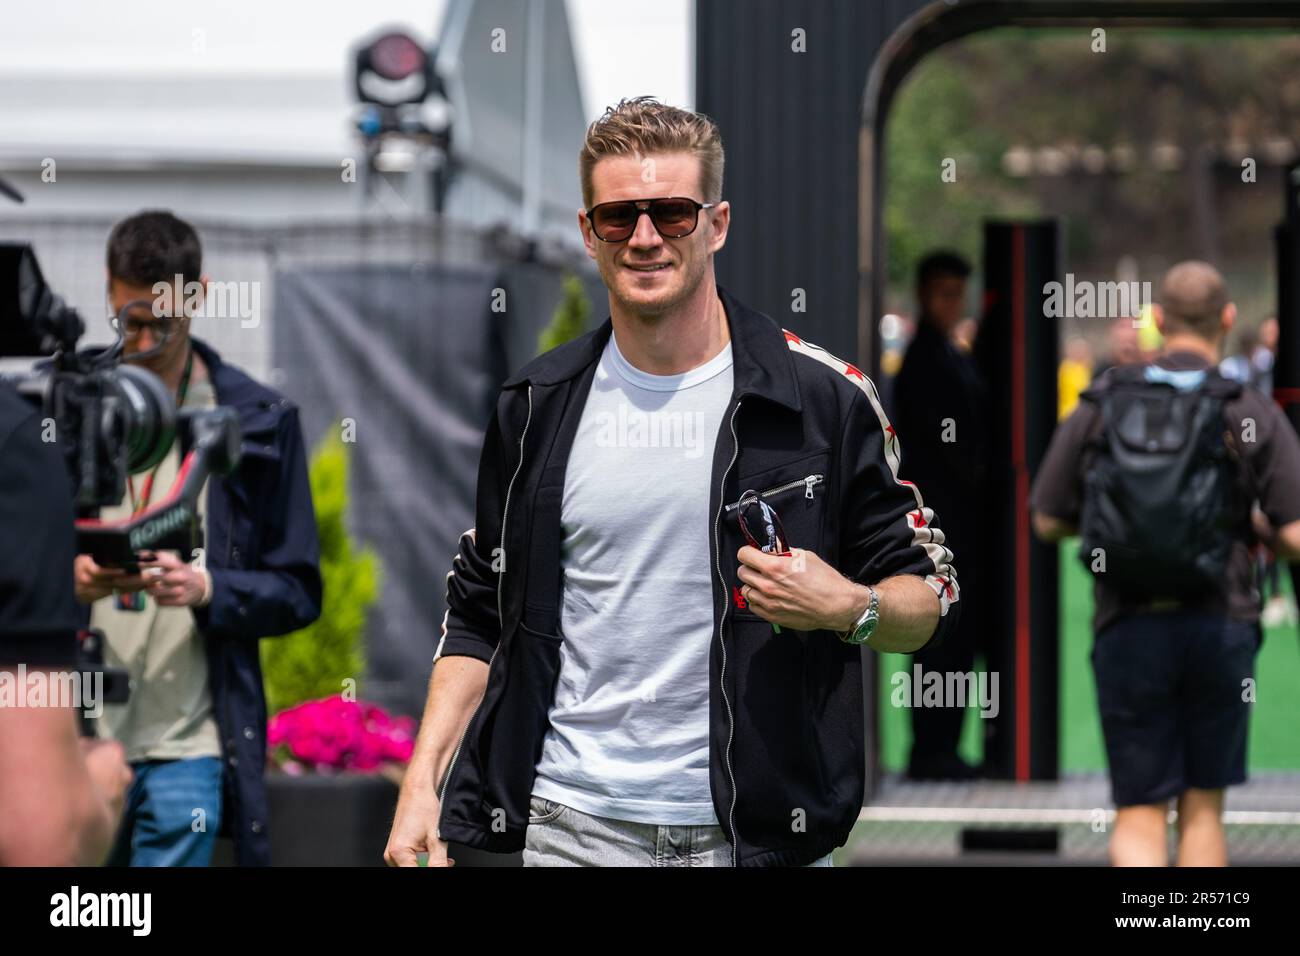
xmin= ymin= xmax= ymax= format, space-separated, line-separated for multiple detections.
xmin=1030 ymin=261 xmax=1300 ymax=866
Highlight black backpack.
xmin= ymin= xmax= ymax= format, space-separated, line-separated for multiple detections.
xmin=1078 ymin=363 xmax=1245 ymax=600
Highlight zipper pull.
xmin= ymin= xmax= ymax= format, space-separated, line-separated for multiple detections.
xmin=805 ymin=476 xmax=816 ymax=499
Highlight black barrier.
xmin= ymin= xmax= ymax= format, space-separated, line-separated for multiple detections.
xmin=1274 ymin=163 xmax=1300 ymax=606
xmin=974 ymin=220 xmax=1061 ymax=781
xmin=270 ymin=262 xmax=605 ymax=720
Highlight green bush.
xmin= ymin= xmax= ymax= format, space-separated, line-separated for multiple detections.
xmin=261 ymin=432 xmax=380 ymax=716
xmin=536 ymin=272 xmax=592 ymax=355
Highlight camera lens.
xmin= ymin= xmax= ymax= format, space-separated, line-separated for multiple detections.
xmin=110 ymin=363 xmax=176 ymax=474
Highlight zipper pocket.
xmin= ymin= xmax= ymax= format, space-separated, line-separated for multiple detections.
xmin=723 ymin=473 xmax=824 ymax=513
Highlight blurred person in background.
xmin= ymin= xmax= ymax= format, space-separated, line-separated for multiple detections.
xmin=1058 ymin=335 xmax=1094 ymax=419
xmin=1219 ymin=323 xmax=1259 ymax=389
xmin=1221 ymin=317 xmax=1292 ymax=627
xmin=1257 ymin=316 xmax=1279 ymax=396
xmin=1135 ymin=302 xmax=1165 ymax=360
xmin=1250 ymin=317 xmax=1290 ymax=627
xmin=74 ymin=211 xmax=321 ymax=867
xmin=1093 ymin=317 xmax=1143 ymax=379
xmin=1221 ymin=316 xmax=1277 ymax=397
xmin=891 ymin=250 xmax=991 ymax=780
xmin=876 ymin=312 xmax=914 ymax=413
xmin=1032 ymin=261 xmax=1300 ymax=866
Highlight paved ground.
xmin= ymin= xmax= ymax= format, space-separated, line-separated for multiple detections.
xmin=841 ymin=771 xmax=1300 ymax=865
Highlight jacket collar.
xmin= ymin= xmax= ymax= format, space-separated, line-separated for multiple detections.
xmin=190 ymin=336 xmax=252 ymax=408
xmin=502 ymin=285 xmax=803 ymax=413
xmin=188 ymin=336 xmax=284 ymax=436
xmin=1157 ymin=349 xmax=1213 ymax=371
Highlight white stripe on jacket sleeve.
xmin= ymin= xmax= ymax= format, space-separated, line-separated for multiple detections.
xmin=783 ymin=329 xmax=959 ymax=616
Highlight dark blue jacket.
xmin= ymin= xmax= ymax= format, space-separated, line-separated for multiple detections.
xmin=187 ymin=337 xmax=322 ymax=865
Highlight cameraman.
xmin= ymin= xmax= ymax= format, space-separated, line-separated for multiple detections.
xmin=0 ymin=382 xmax=133 ymax=866
xmin=77 ymin=211 xmax=321 ymax=867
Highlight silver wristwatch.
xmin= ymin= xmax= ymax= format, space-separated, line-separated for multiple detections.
xmin=840 ymin=586 xmax=879 ymax=645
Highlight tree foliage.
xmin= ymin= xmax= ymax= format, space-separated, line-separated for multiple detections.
xmin=537 ymin=272 xmax=592 ymax=355
xmin=261 ymin=433 xmax=379 ymax=717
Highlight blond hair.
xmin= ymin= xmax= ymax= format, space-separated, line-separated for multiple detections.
xmin=579 ymin=96 xmax=724 ymax=208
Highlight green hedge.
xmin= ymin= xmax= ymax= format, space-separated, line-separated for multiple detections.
xmin=261 ymin=431 xmax=380 ymax=716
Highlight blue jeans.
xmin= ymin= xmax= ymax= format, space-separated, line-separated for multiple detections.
xmin=106 ymin=757 xmax=224 ymax=867
xmin=522 ymin=795 xmax=835 ymax=867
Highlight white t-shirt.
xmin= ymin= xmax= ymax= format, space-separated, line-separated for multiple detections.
xmin=531 ymin=328 xmax=734 ymax=824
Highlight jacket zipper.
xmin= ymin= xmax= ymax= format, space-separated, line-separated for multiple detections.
xmin=723 ymin=473 xmax=824 ymax=513
xmin=437 ymin=385 xmax=534 ymax=817
xmin=714 ymin=397 xmax=743 ymax=866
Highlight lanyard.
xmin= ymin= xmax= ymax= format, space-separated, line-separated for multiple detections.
xmin=127 ymin=346 xmax=194 ymax=516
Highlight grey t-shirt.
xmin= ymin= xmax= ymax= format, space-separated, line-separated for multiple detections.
xmin=531 ymin=329 xmax=733 ymax=825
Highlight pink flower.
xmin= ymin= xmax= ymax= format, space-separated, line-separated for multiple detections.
xmin=267 ymin=695 xmax=417 ymax=774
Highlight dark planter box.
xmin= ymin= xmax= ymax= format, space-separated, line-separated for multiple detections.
xmin=264 ymin=772 xmax=398 ymax=866
xmin=238 ymin=772 xmax=522 ymax=867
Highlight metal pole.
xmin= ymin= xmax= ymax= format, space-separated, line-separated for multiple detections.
xmin=520 ymin=0 xmax=546 ymax=240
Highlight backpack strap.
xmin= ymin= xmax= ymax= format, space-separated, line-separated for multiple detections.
xmin=1078 ymin=363 xmax=1142 ymax=404
xmin=1215 ymin=378 xmax=1262 ymax=506
xmin=1078 ymin=366 xmax=1137 ymax=459
xmin=1197 ymin=365 xmax=1245 ymax=401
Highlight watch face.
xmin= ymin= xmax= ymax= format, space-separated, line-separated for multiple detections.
xmin=846 ymin=624 xmax=871 ymax=645
xmin=840 ymin=589 xmax=878 ymax=645
xmin=856 ymin=591 xmax=879 ymax=642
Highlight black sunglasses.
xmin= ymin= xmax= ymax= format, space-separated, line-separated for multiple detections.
xmin=586 ymin=196 xmax=717 ymax=242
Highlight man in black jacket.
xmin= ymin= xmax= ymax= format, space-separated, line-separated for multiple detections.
xmin=386 ymin=98 xmax=960 ymax=868
xmin=891 ymin=251 xmax=992 ymax=780
xmin=74 ymin=211 xmax=321 ymax=866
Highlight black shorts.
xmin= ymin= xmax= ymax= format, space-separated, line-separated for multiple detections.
xmin=1091 ymin=610 xmax=1262 ymax=807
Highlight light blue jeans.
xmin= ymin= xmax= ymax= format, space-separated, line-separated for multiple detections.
xmin=522 ymin=795 xmax=835 ymax=867
xmin=106 ymin=756 xmax=224 ymax=867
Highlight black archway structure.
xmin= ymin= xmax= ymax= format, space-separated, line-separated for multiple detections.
xmin=698 ymin=0 xmax=1300 ymax=799
xmin=861 ymin=0 xmax=1300 ymax=373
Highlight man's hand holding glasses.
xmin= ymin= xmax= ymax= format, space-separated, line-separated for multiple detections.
xmin=734 ymin=490 xmax=874 ymax=637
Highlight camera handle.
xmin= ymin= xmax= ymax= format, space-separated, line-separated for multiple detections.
xmin=73 ymin=406 xmax=243 ymax=565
